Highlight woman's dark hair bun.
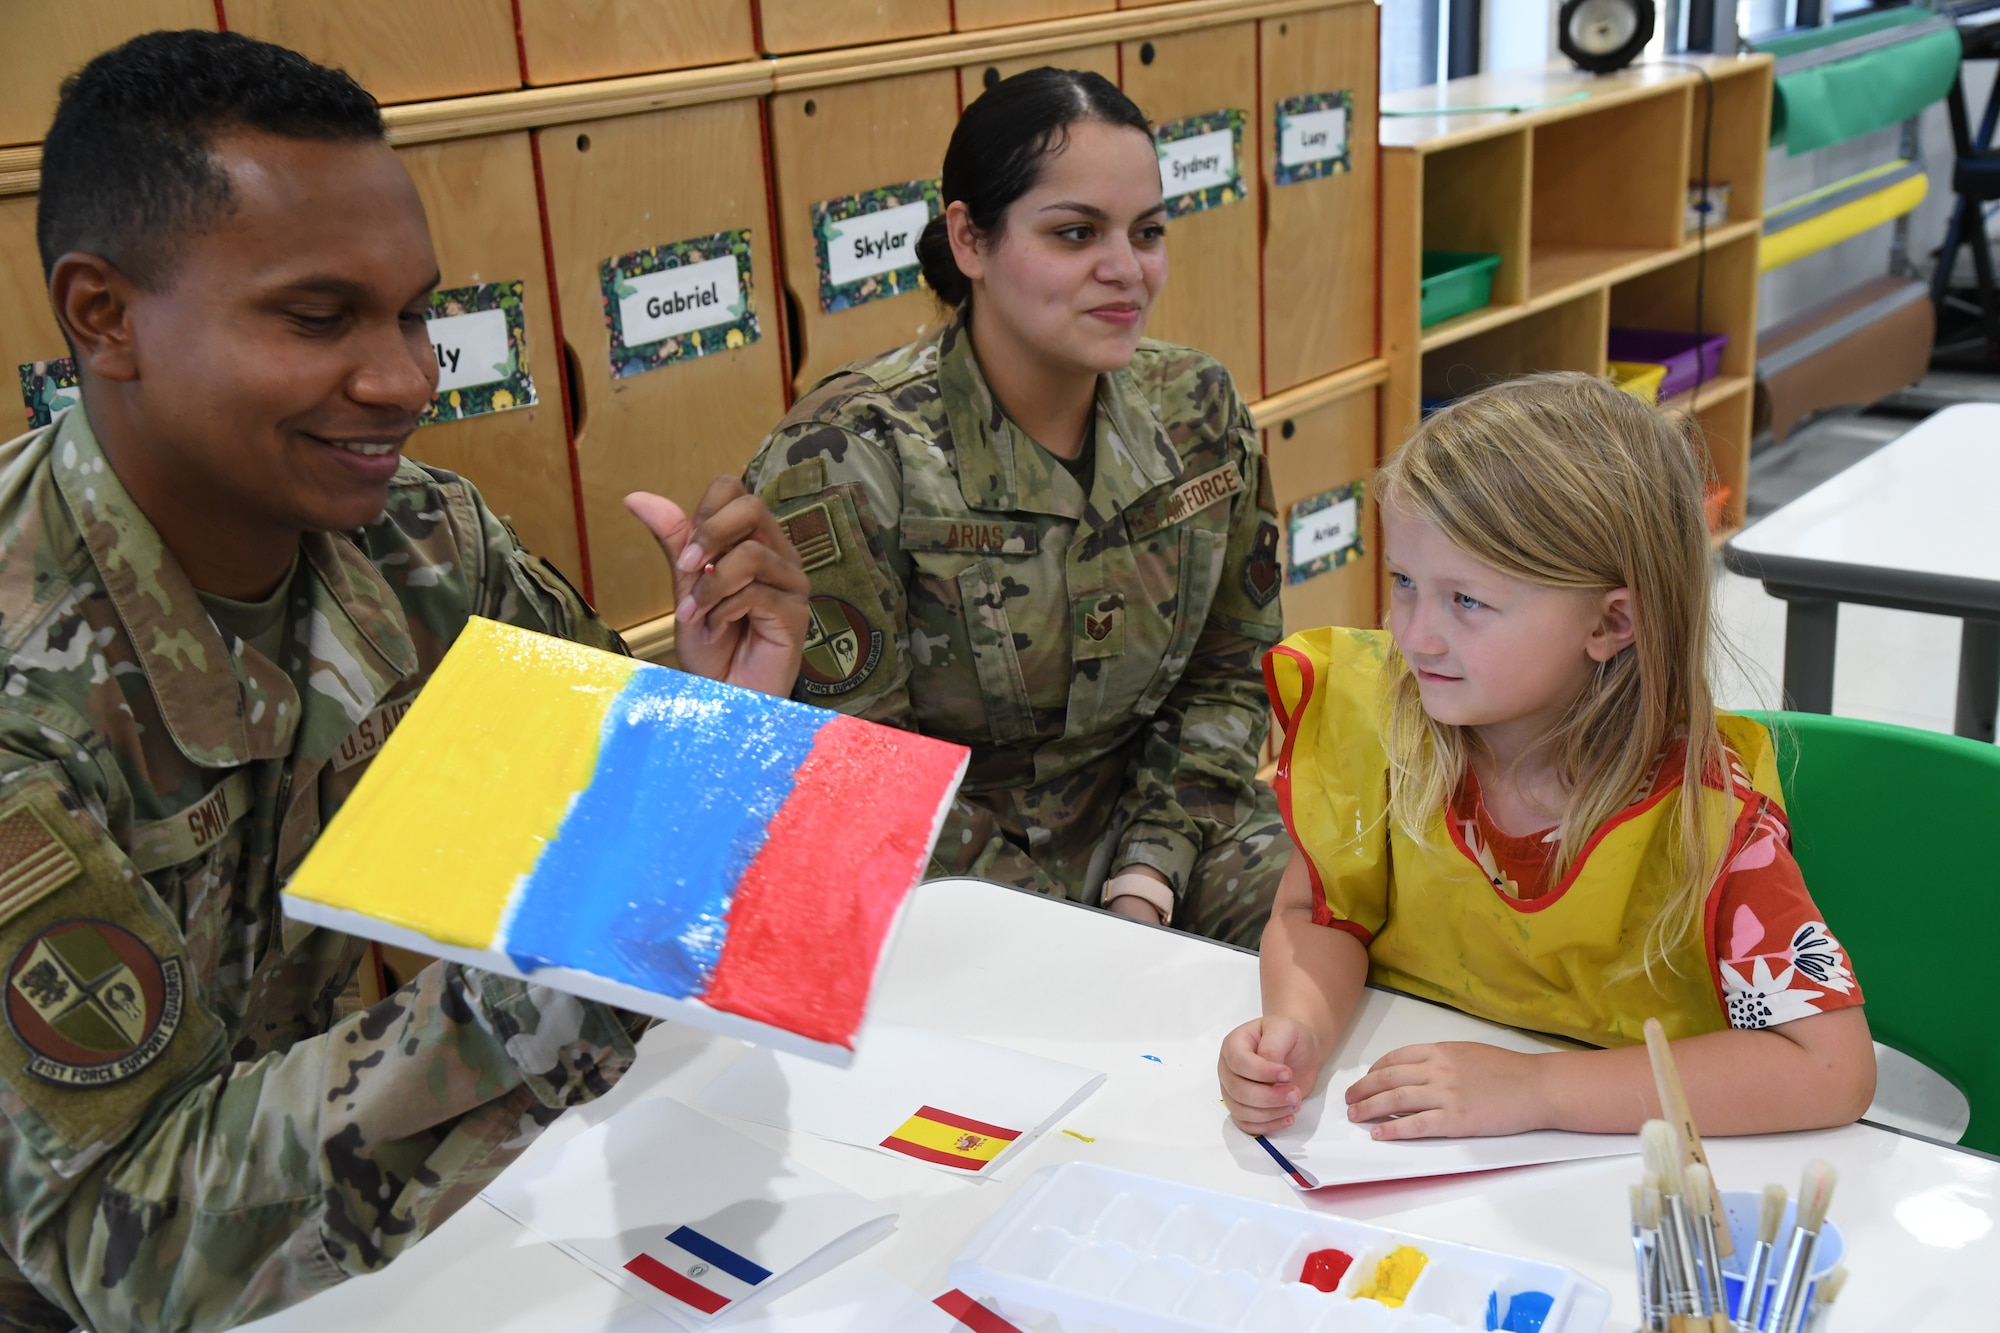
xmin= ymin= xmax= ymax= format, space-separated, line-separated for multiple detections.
xmin=922 ymin=67 xmax=1151 ymax=309
xmin=915 ymin=213 xmax=969 ymax=306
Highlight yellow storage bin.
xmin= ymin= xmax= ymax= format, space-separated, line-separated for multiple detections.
xmin=1609 ymin=360 xmax=1667 ymax=406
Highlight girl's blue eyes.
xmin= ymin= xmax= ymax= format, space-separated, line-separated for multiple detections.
xmin=1392 ymin=573 xmax=1415 ymax=589
xmin=1454 ymin=592 xmax=1485 ymax=611
xmin=1391 ymin=574 xmax=1484 ymax=610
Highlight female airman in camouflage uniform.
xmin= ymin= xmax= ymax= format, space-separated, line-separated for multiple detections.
xmin=744 ymin=69 xmax=1288 ymax=946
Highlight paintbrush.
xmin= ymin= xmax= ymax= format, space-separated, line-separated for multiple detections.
xmin=1766 ymin=1160 xmax=1836 ymax=1333
xmin=1686 ymin=1163 xmax=1733 ymax=1333
xmin=1644 ymin=1119 xmax=1703 ymax=1331
xmin=1734 ymin=1183 xmax=1787 ymax=1331
xmin=1800 ymin=1263 xmax=1846 ymax=1333
xmin=1645 ymin=1184 xmax=1670 ymax=1333
xmin=1646 ymin=1017 xmax=1733 ymax=1256
xmin=1633 ymin=1184 xmax=1668 ymax=1332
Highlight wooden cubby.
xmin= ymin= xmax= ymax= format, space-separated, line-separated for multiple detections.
xmin=1263 ymin=380 xmax=1381 ymax=632
xmin=0 ymin=0 xmax=1389 ymax=645
xmin=1382 ymin=55 xmax=1772 ymax=545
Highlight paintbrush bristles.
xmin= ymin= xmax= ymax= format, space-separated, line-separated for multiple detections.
xmin=1641 ymin=1120 xmax=1685 ymax=1193
xmin=1759 ymin=1182 xmax=1788 ymax=1245
xmin=1642 ymin=1186 xmax=1662 ymax=1230
xmin=1686 ymin=1162 xmax=1715 ymax=1217
xmin=1631 ymin=1183 xmax=1644 ymax=1226
xmin=1816 ymin=1263 xmax=1847 ymax=1306
xmin=1798 ymin=1160 xmax=1836 ymax=1234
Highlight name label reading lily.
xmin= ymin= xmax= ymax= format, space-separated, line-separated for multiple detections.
xmin=418 ymin=281 xmax=536 ymax=424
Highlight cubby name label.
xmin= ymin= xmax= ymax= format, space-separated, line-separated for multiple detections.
xmin=1157 ymin=128 xmax=1236 ymax=199
xmin=1279 ymin=106 xmax=1348 ymax=170
xmin=824 ymin=199 xmax=931 ymax=289
xmin=618 ymin=255 xmax=743 ymax=349
xmin=1286 ymin=480 xmax=1364 ymax=584
xmin=427 ymin=308 xmax=511 ymax=394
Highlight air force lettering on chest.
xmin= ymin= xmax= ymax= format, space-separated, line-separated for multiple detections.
xmin=332 ymin=698 xmax=416 ymax=773
xmin=1125 ymin=461 xmax=1245 ymax=540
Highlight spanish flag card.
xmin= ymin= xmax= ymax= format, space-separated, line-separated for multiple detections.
xmin=700 ymin=1023 xmax=1104 ymax=1180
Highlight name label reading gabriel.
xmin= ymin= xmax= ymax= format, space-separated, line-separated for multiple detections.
xmin=618 ymin=255 xmax=744 ymax=348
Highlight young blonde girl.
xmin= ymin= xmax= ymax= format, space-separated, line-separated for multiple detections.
xmin=1219 ymin=372 xmax=1875 ymax=1139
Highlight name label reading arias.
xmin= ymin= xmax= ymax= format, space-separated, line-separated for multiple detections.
xmin=617 ymin=255 xmax=744 ymax=348
xmin=823 ymin=199 xmax=931 ymax=289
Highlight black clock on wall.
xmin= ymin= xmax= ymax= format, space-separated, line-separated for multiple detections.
xmin=1557 ymin=0 xmax=1657 ymax=73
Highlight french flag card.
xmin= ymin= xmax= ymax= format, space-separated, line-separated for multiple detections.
xmin=482 ymin=1097 xmax=895 ymax=1328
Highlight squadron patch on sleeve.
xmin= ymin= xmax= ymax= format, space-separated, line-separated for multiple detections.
xmin=1242 ymin=520 xmax=1281 ymax=608
xmin=797 ymin=595 xmax=884 ymax=697
xmin=7 ymin=919 xmax=185 ymax=1087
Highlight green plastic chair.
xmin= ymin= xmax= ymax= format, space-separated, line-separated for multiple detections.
xmin=1741 ymin=710 xmax=2000 ymax=1155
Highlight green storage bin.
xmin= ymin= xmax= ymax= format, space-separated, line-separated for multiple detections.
xmin=1420 ymin=251 xmax=1502 ymax=328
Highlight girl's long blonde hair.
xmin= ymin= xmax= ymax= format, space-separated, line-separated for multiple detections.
xmin=1376 ymin=372 xmax=1722 ymax=978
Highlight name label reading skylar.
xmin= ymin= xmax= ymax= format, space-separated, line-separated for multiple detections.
xmin=823 ymin=199 xmax=931 ymax=289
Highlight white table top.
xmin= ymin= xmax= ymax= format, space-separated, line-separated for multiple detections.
xmin=242 ymin=879 xmax=1997 ymax=1333
xmin=1727 ymin=403 xmax=2000 ymax=602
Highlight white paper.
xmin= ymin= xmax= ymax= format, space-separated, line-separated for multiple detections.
xmin=701 ymin=1023 xmax=1105 ymax=1180
xmin=1278 ymin=105 xmax=1348 ymax=169
xmin=1259 ymin=1065 xmax=1636 ymax=1190
xmin=482 ymin=1098 xmax=895 ymax=1329
xmin=1157 ymin=128 xmax=1237 ymax=198
xmin=822 ymin=200 xmax=930 ymax=288
xmin=427 ymin=307 xmax=512 ymax=393
xmin=618 ymin=256 xmax=744 ymax=348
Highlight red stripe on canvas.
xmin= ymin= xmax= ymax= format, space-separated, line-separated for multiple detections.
xmin=912 ymin=1105 xmax=1021 ymax=1141
xmin=934 ymin=1288 xmax=1026 ymax=1332
xmin=624 ymin=1253 xmax=729 ymax=1314
xmin=704 ymin=715 xmax=968 ymax=1046
xmin=880 ymin=1137 xmax=994 ymax=1171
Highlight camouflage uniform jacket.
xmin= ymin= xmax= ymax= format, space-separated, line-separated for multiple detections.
xmin=0 ymin=407 xmax=640 ymax=1332
xmin=745 ymin=314 xmax=1283 ymax=902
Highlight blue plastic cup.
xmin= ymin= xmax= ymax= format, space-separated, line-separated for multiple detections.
xmin=1718 ymin=1189 xmax=1845 ymax=1328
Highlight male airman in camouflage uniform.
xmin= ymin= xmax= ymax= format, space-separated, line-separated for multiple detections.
xmin=0 ymin=32 xmax=805 ymax=1331
xmin=746 ymin=311 xmax=1290 ymax=947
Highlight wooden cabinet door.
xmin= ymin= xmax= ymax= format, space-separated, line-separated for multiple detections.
xmin=1261 ymin=4 xmax=1379 ymax=393
xmin=516 ymin=0 xmax=755 ymax=86
xmin=1119 ymin=23 xmax=1263 ymax=398
xmin=221 ymin=0 xmax=520 ymax=104
xmin=1263 ymin=385 xmax=1379 ymax=635
xmin=538 ymin=101 xmax=790 ymax=630
xmin=766 ymin=71 xmax=958 ymax=393
xmin=756 ymin=0 xmax=950 ymax=54
xmin=396 ymin=134 xmax=585 ymax=587
xmin=0 ymin=0 xmax=216 ymax=147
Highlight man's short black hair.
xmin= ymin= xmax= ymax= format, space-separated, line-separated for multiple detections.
xmin=37 ymin=29 xmax=383 ymax=288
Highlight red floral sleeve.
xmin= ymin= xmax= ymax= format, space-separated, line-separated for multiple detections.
xmin=1709 ymin=799 xmax=1863 ymax=1029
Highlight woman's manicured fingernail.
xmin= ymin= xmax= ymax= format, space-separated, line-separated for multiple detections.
xmin=677 ymin=542 xmax=705 ymax=574
xmin=1370 ymin=1125 xmax=1383 ymax=1139
xmin=676 ymin=598 xmax=697 ymax=622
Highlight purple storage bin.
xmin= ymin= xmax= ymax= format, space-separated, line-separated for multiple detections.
xmin=1606 ymin=328 xmax=1728 ymax=401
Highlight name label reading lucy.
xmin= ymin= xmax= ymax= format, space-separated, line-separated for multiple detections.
xmin=1125 ymin=462 xmax=1245 ymax=539
xmin=900 ymin=516 xmax=1039 ymax=556
xmin=1274 ymin=92 xmax=1353 ymax=186
xmin=617 ymin=255 xmax=744 ymax=348
xmin=824 ymin=199 xmax=931 ymax=289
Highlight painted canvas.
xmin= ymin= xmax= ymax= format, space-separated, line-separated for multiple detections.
xmin=281 ymin=618 xmax=969 ymax=1064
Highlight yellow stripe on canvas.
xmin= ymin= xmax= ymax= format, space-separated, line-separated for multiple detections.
xmin=284 ymin=618 xmax=636 ymax=948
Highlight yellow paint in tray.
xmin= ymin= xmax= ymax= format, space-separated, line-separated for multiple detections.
xmin=1354 ymin=1245 xmax=1428 ymax=1308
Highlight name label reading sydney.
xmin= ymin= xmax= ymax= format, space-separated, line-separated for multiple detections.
xmin=617 ymin=255 xmax=743 ymax=348
xmin=426 ymin=308 xmax=511 ymax=394
xmin=823 ymin=199 xmax=931 ymax=289
xmin=1279 ymin=106 xmax=1348 ymax=170
xmin=1157 ymin=128 xmax=1237 ymax=198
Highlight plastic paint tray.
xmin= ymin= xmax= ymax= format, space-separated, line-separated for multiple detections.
xmin=1421 ymin=252 xmax=1502 ymax=328
xmin=1605 ymin=328 xmax=1728 ymax=402
xmin=1607 ymin=361 xmax=1667 ymax=406
xmin=948 ymin=1162 xmax=1612 ymax=1333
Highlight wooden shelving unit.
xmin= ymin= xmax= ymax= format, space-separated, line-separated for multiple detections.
xmin=1382 ymin=55 xmax=1773 ymax=543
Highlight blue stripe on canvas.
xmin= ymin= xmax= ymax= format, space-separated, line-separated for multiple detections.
xmin=502 ymin=666 xmax=832 ymax=995
xmin=666 ymin=1226 xmax=772 ymax=1287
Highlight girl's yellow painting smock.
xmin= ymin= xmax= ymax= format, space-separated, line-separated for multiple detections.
xmin=1263 ymin=628 xmax=1863 ymax=1049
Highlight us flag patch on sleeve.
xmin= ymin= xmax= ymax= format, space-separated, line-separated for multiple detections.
xmin=0 ymin=805 xmax=81 ymax=927
xmin=780 ymin=502 xmax=841 ymax=573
